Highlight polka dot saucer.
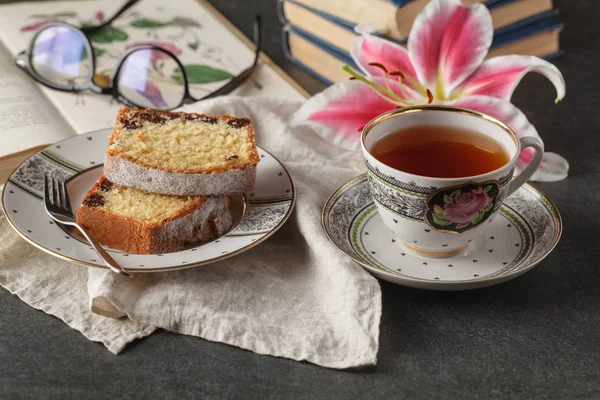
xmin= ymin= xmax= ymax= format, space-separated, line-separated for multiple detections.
xmin=323 ymin=174 xmax=562 ymax=290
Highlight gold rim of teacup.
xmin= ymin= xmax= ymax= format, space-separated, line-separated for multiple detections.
xmin=360 ymin=105 xmax=520 ymax=182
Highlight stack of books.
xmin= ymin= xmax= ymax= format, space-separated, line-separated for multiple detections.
xmin=279 ymin=0 xmax=564 ymax=85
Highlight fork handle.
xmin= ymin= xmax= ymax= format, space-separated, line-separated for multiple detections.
xmin=75 ymin=226 xmax=130 ymax=276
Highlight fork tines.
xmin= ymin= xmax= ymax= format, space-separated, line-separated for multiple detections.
xmin=44 ymin=174 xmax=73 ymax=215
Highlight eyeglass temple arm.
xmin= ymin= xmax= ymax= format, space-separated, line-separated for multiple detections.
xmin=197 ymin=15 xmax=261 ymax=101
xmin=81 ymin=0 xmax=140 ymax=33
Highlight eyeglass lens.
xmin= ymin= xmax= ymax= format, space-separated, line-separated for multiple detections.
xmin=116 ymin=48 xmax=185 ymax=110
xmin=31 ymin=26 xmax=90 ymax=87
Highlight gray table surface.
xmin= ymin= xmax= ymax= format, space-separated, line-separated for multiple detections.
xmin=1 ymin=0 xmax=599 ymax=399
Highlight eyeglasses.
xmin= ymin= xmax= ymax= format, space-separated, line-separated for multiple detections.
xmin=15 ymin=0 xmax=261 ymax=110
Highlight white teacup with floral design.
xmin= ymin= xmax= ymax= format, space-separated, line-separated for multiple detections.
xmin=361 ymin=106 xmax=544 ymax=257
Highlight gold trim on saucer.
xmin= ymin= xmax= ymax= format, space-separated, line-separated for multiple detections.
xmin=322 ymin=173 xmax=563 ymax=287
xmin=402 ymin=242 xmax=466 ymax=258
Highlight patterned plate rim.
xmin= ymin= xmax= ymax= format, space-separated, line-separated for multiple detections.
xmin=322 ymin=174 xmax=562 ymax=285
xmin=1 ymin=130 xmax=296 ymax=273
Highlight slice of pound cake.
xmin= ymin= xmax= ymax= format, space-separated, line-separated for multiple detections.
xmin=76 ymin=176 xmax=232 ymax=254
xmin=104 ymin=107 xmax=259 ymax=196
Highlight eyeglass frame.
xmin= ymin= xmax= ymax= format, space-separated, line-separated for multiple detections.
xmin=15 ymin=1 xmax=262 ymax=109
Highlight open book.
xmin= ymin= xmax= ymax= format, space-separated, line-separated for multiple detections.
xmin=0 ymin=0 xmax=307 ymax=182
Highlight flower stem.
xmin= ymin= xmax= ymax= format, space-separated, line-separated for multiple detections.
xmin=343 ymin=64 xmax=413 ymax=106
xmin=342 ymin=65 xmax=404 ymax=105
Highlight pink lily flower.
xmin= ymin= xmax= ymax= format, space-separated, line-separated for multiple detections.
xmin=291 ymin=0 xmax=568 ymax=181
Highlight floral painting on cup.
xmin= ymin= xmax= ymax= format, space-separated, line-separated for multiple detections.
xmin=425 ymin=181 xmax=499 ymax=234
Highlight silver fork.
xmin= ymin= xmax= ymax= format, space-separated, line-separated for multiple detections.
xmin=44 ymin=174 xmax=129 ymax=276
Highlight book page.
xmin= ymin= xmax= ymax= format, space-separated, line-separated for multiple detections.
xmin=0 ymin=40 xmax=74 ymax=158
xmin=0 ymin=0 xmax=305 ymax=135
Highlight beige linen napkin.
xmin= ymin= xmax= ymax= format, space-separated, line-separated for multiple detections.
xmin=0 ymin=97 xmax=381 ymax=369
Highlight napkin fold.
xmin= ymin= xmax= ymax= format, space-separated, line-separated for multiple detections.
xmin=0 ymin=97 xmax=381 ymax=369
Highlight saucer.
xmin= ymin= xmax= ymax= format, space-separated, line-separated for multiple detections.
xmin=323 ymin=174 xmax=562 ymax=290
xmin=2 ymin=128 xmax=295 ymax=273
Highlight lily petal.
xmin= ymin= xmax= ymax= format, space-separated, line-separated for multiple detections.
xmin=453 ymin=55 xmax=566 ymax=102
xmin=450 ymin=95 xmax=568 ymax=181
xmin=527 ymin=152 xmax=569 ymax=182
xmin=351 ymin=34 xmax=420 ymax=91
xmin=290 ymin=79 xmax=401 ymax=150
xmin=408 ymin=0 xmax=493 ymax=98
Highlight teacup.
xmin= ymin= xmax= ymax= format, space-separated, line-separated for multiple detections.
xmin=361 ymin=106 xmax=544 ymax=257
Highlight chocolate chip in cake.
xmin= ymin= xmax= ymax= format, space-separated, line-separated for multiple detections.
xmin=84 ymin=194 xmax=105 ymax=207
xmin=122 ymin=120 xmax=140 ymax=130
xmin=224 ymin=154 xmax=239 ymax=161
xmin=200 ymin=116 xmax=218 ymax=124
xmin=228 ymin=118 xmax=250 ymax=128
xmin=184 ymin=114 xmax=218 ymax=124
xmin=137 ymin=110 xmax=175 ymax=124
xmin=99 ymin=179 xmax=114 ymax=192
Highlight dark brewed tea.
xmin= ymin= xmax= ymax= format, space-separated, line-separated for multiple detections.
xmin=371 ymin=126 xmax=510 ymax=178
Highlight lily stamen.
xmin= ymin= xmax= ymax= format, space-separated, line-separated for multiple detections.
xmin=392 ymin=74 xmax=412 ymax=101
xmin=368 ymin=63 xmax=409 ymax=104
xmin=344 ymin=64 xmax=435 ymax=107
xmin=380 ymin=72 xmax=405 ymax=103
xmin=389 ymin=70 xmax=405 ymax=79
xmin=342 ymin=65 xmax=405 ymax=106
xmin=368 ymin=62 xmax=388 ymax=74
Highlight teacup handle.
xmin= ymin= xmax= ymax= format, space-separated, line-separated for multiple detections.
xmin=505 ymin=136 xmax=544 ymax=197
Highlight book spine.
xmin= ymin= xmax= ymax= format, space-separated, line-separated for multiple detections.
xmin=286 ymin=0 xmax=367 ymax=34
xmin=494 ymin=8 xmax=559 ymax=36
xmin=286 ymin=24 xmax=355 ymax=63
xmin=284 ymin=0 xmax=408 ymax=45
xmin=493 ymin=12 xmax=563 ymax=47
xmin=281 ymin=26 xmax=334 ymax=85
xmin=291 ymin=25 xmax=360 ymax=66
xmin=277 ymin=0 xmax=289 ymax=25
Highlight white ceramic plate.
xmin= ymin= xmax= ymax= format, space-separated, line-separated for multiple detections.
xmin=2 ymin=128 xmax=295 ymax=272
xmin=323 ymin=174 xmax=562 ymax=290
